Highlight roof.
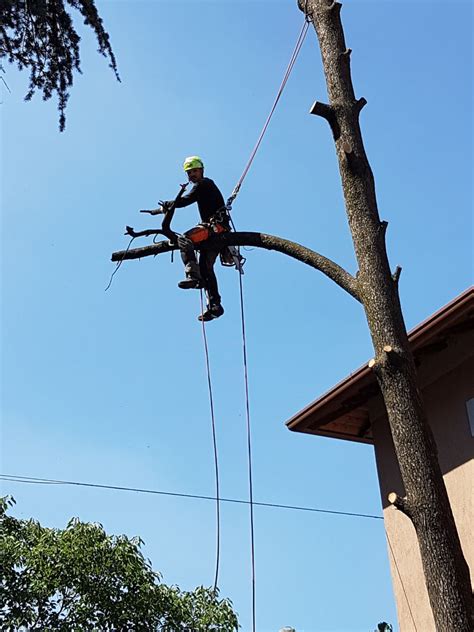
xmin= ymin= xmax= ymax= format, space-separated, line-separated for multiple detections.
xmin=286 ymin=287 xmax=474 ymax=444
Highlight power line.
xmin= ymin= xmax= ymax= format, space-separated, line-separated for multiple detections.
xmin=0 ymin=474 xmax=383 ymax=521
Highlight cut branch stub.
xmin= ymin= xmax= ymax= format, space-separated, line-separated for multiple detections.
xmin=392 ymin=265 xmax=402 ymax=284
xmin=388 ymin=492 xmax=411 ymax=518
xmin=378 ymin=220 xmax=388 ymax=239
xmin=368 ymin=346 xmax=402 ymax=372
xmin=342 ymin=140 xmax=352 ymax=154
xmin=328 ymin=1 xmax=341 ymax=14
xmin=354 ymin=97 xmax=367 ymax=116
xmin=309 ymin=101 xmax=341 ymax=140
xmin=341 ymin=139 xmax=361 ymax=173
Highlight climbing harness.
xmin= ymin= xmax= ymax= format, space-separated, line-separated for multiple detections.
xmin=183 ymin=221 xmax=228 ymax=245
xmin=138 ymin=185 xmax=242 ymax=273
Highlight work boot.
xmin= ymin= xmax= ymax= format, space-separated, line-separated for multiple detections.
xmin=198 ymin=303 xmax=224 ymax=322
xmin=178 ymin=263 xmax=203 ymax=290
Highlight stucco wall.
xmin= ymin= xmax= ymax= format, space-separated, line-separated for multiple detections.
xmin=371 ymin=336 xmax=473 ymax=631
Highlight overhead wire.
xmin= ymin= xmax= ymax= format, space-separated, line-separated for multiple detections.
xmin=0 ymin=474 xmax=383 ymax=521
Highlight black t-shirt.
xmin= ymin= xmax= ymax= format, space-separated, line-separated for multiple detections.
xmin=173 ymin=177 xmax=225 ymax=223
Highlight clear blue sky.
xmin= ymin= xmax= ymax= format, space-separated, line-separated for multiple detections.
xmin=1 ymin=1 xmax=472 ymax=630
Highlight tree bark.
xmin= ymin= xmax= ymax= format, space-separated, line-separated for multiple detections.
xmin=298 ymin=1 xmax=472 ymax=629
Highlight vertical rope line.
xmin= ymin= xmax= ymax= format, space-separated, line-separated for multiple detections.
xmin=199 ymin=290 xmax=221 ymax=592
xmin=385 ymin=529 xmax=418 ymax=631
xmin=237 ymin=272 xmax=256 ymax=632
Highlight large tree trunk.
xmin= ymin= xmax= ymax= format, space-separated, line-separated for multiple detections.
xmin=299 ymin=1 xmax=472 ymax=629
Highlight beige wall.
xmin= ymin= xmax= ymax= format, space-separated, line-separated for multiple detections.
xmin=371 ymin=331 xmax=474 ymax=631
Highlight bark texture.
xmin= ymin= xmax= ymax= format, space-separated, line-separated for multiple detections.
xmin=111 ymin=231 xmax=361 ymax=302
xmin=298 ymin=1 xmax=472 ymax=629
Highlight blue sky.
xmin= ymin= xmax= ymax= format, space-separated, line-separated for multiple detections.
xmin=1 ymin=1 xmax=472 ymax=631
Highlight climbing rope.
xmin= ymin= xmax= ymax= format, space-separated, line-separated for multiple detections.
xmin=237 ymin=268 xmax=257 ymax=632
xmin=225 ymin=20 xmax=310 ymax=631
xmin=226 ymin=18 xmax=310 ymax=208
xmin=386 ymin=529 xmax=418 ymax=631
xmin=199 ymin=290 xmax=221 ymax=593
xmin=105 ymin=236 xmax=135 ymax=291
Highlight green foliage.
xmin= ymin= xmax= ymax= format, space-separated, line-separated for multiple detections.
xmin=0 ymin=0 xmax=119 ymax=130
xmin=0 ymin=497 xmax=239 ymax=630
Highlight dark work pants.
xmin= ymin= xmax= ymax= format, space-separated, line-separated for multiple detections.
xmin=179 ymin=238 xmax=221 ymax=306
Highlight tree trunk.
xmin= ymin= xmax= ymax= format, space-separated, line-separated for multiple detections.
xmin=299 ymin=1 xmax=472 ymax=629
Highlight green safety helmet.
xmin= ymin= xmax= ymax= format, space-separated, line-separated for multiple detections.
xmin=183 ymin=155 xmax=204 ymax=171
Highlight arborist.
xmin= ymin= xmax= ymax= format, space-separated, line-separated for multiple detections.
xmin=152 ymin=156 xmax=230 ymax=322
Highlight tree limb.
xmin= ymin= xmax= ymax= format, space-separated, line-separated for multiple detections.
xmin=111 ymin=230 xmax=361 ymax=302
xmin=354 ymin=96 xmax=367 ymax=116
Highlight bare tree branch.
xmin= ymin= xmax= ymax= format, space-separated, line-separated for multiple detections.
xmin=309 ymin=100 xmax=340 ymax=140
xmin=111 ymin=230 xmax=361 ymax=302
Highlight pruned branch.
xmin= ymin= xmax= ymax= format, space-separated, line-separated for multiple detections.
xmin=328 ymin=1 xmax=341 ymax=14
xmin=309 ymin=101 xmax=341 ymax=140
xmin=392 ymin=265 xmax=402 ymax=284
xmin=111 ymin=230 xmax=362 ymax=302
xmin=368 ymin=345 xmax=403 ymax=373
xmin=354 ymin=96 xmax=367 ymax=116
xmin=388 ymin=492 xmax=412 ymax=518
xmin=378 ymin=220 xmax=388 ymax=239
